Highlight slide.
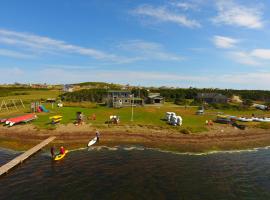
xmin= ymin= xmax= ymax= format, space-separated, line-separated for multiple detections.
xmin=39 ymin=105 xmax=49 ymax=112
xmin=37 ymin=107 xmax=42 ymax=112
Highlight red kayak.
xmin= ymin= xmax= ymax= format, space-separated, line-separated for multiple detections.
xmin=6 ymin=114 xmax=37 ymax=126
xmin=0 ymin=118 xmax=7 ymax=123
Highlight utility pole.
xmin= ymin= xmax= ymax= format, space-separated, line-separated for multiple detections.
xmin=131 ymin=94 xmax=134 ymax=121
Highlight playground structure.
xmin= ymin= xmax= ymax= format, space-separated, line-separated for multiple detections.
xmin=0 ymin=99 xmax=25 ymax=112
xmin=30 ymin=102 xmax=49 ymax=113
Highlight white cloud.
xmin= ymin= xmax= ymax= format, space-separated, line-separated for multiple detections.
xmin=219 ymin=72 xmax=270 ymax=88
xmin=229 ymin=48 xmax=270 ymax=66
xmin=213 ymin=0 xmax=263 ymax=29
xmin=0 ymin=67 xmax=24 ymax=80
xmin=250 ymin=49 xmax=270 ymax=60
xmin=132 ymin=5 xmax=200 ymax=28
xmin=0 ymin=29 xmax=135 ymax=64
xmin=3 ymin=66 xmax=270 ymax=89
xmin=0 ymin=49 xmax=34 ymax=59
xmin=172 ymin=2 xmax=197 ymax=10
xmin=38 ymin=68 xmax=208 ymax=84
xmin=229 ymin=51 xmax=261 ymax=66
xmin=118 ymin=40 xmax=183 ymax=61
xmin=213 ymin=36 xmax=238 ymax=49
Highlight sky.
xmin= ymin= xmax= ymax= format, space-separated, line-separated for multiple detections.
xmin=1 ymin=0 xmax=270 ymax=89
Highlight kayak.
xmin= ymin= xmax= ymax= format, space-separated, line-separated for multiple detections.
xmin=237 ymin=117 xmax=253 ymax=122
xmin=50 ymin=115 xmax=63 ymax=124
xmin=88 ymin=137 xmax=97 ymax=147
xmin=5 ymin=114 xmax=37 ymax=126
xmin=54 ymin=150 xmax=68 ymax=161
xmin=253 ymin=118 xmax=270 ymax=122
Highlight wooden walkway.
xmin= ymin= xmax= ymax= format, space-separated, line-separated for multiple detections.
xmin=0 ymin=136 xmax=56 ymax=176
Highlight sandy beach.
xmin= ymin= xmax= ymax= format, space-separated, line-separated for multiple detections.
xmin=0 ymin=124 xmax=270 ymax=152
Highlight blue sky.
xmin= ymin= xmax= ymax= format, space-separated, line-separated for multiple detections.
xmin=1 ymin=0 xmax=270 ymax=89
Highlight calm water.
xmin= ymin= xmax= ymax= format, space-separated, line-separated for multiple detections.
xmin=0 ymin=146 xmax=270 ymax=200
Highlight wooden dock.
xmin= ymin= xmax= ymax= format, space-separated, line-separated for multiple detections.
xmin=0 ymin=136 xmax=56 ymax=176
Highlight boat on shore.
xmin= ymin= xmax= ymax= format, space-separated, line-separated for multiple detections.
xmin=252 ymin=117 xmax=270 ymax=122
xmin=237 ymin=117 xmax=253 ymax=122
xmin=5 ymin=114 xmax=37 ymax=127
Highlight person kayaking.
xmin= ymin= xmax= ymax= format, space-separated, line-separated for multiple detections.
xmin=50 ymin=146 xmax=55 ymax=158
xmin=96 ymin=130 xmax=100 ymax=143
xmin=59 ymin=146 xmax=65 ymax=155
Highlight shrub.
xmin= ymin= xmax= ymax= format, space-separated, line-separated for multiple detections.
xmin=180 ymin=128 xmax=191 ymax=134
xmin=255 ymin=123 xmax=270 ymax=129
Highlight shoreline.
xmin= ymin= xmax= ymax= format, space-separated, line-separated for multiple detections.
xmin=0 ymin=124 xmax=270 ymax=153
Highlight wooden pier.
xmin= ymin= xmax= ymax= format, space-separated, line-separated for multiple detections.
xmin=0 ymin=136 xmax=56 ymax=176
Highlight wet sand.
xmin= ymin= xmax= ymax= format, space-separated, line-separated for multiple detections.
xmin=0 ymin=124 xmax=270 ymax=152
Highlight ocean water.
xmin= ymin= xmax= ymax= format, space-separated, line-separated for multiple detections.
xmin=0 ymin=146 xmax=270 ymax=200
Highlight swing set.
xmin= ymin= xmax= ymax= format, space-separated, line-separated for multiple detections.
xmin=0 ymin=99 xmax=25 ymax=112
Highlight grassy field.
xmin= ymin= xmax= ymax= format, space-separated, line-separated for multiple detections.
xmin=0 ymin=89 xmax=61 ymax=102
xmin=1 ymin=89 xmax=270 ymax=133
xmin=1 ymin=101 xmax=269 ymax=133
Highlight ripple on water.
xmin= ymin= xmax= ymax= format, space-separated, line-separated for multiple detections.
xmin=0 ymin=147 xmax=270 ymax=200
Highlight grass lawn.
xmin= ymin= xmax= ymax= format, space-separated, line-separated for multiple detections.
xmin=31 ymin=103 xmax=270 ymax=131
xmin=1 ymin=89 xmax=270 ymax=133
xmin=1 ymin=99 xmax=270 ymax=132
xmin=0 ymin=89 xmax=61 ymax=103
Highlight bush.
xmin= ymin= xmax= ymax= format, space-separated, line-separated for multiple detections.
xmin=180 ymin=128 xmax=191 ymax=134
xmin=242 ymin=99 xmax=253 ymax=107
xmin=255 ymin=122 xmax=270 ymax=129
xmin=60 ymin=89 xmax=107 ymax=102
xmin=174 ymin=98 xmax=189 ymax=105
xmin=190 ymin=99 xmax=202 ymax=106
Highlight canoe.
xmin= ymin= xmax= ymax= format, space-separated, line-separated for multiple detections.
xmin=54 ymin=150 xmax=68 ymax=161
xmin=88 ymin=137 xmax=97 ymax=147
xmin=237 ymin=117 xmax=253 ymax=122
xmin=6 ymin=114 xmax=37 ymax=126
xmin=0 ymin=118 xmax=7 ymax=123
xmin=253 ymin=118 xmax=270 ymax=122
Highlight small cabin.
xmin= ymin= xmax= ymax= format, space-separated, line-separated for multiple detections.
xmin=146 ymin=93 xmax=165 ymax=104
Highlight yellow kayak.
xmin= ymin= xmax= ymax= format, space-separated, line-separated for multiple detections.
xmin=54 ymin=150 xmax=68 ymax=161
xmin=50 ymin=115 xmax=63 ymax=119
xmin=50 ymin=115 xmax=63 ymax=124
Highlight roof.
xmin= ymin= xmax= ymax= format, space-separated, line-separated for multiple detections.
xmin=148 ymin=93 xmax=163 ymax=99
xmin=148 ymin=96 xmax=164 ymax=99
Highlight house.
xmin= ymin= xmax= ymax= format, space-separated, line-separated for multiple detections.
xmin=146 ymin=93 xmax=165 ymax=104
xmin=197 ymin=93 xmax=228 ymax=104
xmin=63 ymin=84 xmax=74 ymax=92
xmin=106 ymin=90 xmax=143 ymax=108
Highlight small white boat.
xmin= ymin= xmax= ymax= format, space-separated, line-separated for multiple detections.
xmin=237 ymin=117 xmax=253 ymax=122
xmin=88 ymin=137 xmax=97 ymax=147
xmin=252 ymin=117 xmax=270 ymax=122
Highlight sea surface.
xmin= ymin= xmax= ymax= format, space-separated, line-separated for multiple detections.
xmin=0 ymin=146 xmax=270 ymax=200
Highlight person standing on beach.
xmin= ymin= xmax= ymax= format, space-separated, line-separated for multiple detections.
xmin=96 ymin=130 xmax=100 ymax=143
